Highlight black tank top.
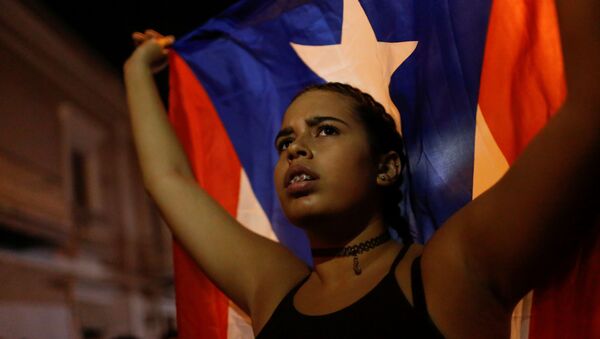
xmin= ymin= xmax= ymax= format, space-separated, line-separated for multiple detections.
xmin=256 ymin=245 xmax=444 ymax=338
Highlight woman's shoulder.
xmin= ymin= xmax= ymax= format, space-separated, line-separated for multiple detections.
xmin=406 ymin=240 xmax=512 ymax=337
xmin=251 ymin=262 xmax=311 ymax=334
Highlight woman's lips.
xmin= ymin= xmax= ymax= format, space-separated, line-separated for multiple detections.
xmin=286 ymin=178 xmax=317 ymax=196
xmin=284 ymin=163 xmax=319 ymax=196
xmin=284 ymin=164 xmax=320 ymax=188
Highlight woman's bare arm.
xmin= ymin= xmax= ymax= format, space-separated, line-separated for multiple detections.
xmin=124 ymin=30 xmax=192 ymax=183
xmin=422 ymin=0 xmax=599 ymax=333
xmin=123 ymin=31 xmax=309 ymax=316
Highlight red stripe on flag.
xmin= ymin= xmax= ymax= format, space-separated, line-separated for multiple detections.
xmin=168 ymin=52 xmax=241 ymax=339
xmin=480 ymin=1 xmax=599 ymax=338
xmin=529 ymin=229 xmax=600 ymax=339
xmin=479 ymin=0 xmax=565 ymax=164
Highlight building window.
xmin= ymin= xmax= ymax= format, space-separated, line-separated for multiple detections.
xmin=71 ymin=150 xmax=88 ymax=209
xmin=58 ymin=102 xmax=107 ymax=229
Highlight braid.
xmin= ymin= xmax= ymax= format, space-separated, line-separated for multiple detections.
xmin=293 ymin=82 xmax=413 ymax=244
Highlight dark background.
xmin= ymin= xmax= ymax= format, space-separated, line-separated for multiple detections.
xmin=36 ymin=1 xmax=240 ymax=72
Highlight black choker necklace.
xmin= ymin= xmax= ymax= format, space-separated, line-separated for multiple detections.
xmin=311 ymin=232 xmax=391 ymax=275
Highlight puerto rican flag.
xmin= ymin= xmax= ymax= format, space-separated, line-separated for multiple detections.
xmin=166 ymin=0 xmax=599 ymax=338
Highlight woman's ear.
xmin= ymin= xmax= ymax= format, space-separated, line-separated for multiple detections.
xmin=376 ymin=151 xmax=401 ymax=186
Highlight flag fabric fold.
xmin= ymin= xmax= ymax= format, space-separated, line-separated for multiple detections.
xmin=167 ymin=0 xmax=597 ymax=338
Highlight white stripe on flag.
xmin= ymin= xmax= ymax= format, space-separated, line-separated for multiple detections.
xmin=473 ymin=105 xmax=510 ymax=198
xmin=510 ymin=292 xmax=533 ymax=339
xmin=228 ymin=168 xmax=279 ymax=338
xmin=228 ymin=300 xmax=254 ymax=339
xmin=236 ymin=168 xmax=278 ymax=241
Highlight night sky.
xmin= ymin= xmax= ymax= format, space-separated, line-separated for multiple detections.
xmin=37 ymin=1 xmax=240 ymax=72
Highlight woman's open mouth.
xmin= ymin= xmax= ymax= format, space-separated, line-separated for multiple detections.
xmin=287 ymin=174 xmax=316 ymax=195
xmin=284 ymin=164 xmax=319 ymax=196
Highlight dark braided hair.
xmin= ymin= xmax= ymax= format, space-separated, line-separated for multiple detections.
xmin=292 ymin=82 xmax=413 ymax=244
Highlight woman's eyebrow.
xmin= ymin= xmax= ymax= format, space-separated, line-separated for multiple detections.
xmin=306 ymin=116 xmax=349 ymax=127
xmin=275 ymin=127 xmax=294 ymax=144
xmin=274 ymin=116 xmax=349 ymax=145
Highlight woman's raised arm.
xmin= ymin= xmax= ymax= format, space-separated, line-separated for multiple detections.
xmin=124 ymin=30 xmax=190 ymax=184
xmin=123 ymin=30 xmax=309 ymax=319
xmin=422 ymin=0 xmax=599 ymax=326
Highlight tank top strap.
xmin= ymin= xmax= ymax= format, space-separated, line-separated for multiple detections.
xmin=388 ymin=243 xmax=412 ymax=274
xmin=410 ymin=255 xmax=445 ymax=338
xmin=411 ymin=255 xmax=426 ymax=312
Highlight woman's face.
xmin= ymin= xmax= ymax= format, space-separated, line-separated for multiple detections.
xmin=274 ymin=90 xmax=380 ymax=228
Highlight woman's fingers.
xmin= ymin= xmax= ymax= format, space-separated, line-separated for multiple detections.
xmin=132 ymin=32 xmax=145 ymax=40
xmin=145 ymin=29 xmax=162 ymax=39
xmin=131 ymin=30 xmax=174 ymax=48
xmin=127 ymin=30 xmax=175 ymax=74
xmin=158 ymin=35 xmax=176 ymax=48
xmin=132 ymin=32 xmax=147 ymax=46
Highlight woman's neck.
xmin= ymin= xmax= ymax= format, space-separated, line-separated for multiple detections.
xmin=307 ymin=218 xmax=396 ymax=285
xmin=303 ymin=209 xmax=386 ymax=247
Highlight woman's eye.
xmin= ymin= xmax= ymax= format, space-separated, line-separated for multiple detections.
xmin=317 ymin=125 xmax=339 ymax=136
xmin=277 ymin=139 xmax=292 ymax=152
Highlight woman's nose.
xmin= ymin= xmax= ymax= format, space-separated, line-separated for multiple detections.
xmin=287 ymin=139 xmax=312 ymax=161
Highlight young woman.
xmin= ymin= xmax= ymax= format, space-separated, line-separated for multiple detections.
xmin=123 ymin=2 xmax=599 ymax=337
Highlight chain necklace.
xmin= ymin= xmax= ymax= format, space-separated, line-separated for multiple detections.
xmin=310 ymin=231 xmax=391 ymax=275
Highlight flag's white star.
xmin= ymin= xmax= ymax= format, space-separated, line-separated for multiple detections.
xmin=291 ymin=0 xmax=418 ymax=130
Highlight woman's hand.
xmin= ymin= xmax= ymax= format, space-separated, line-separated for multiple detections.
xmin=125 ymin=29 xmax=175 ymax=74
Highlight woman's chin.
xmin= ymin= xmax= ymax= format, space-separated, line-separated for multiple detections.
xmin=284 ymin=205 xmax=345 ymax=231
xmin=284 ymin=208 xmax=318 ymax=227
xmin=283 ymin=201 xmax=325 ymax=226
